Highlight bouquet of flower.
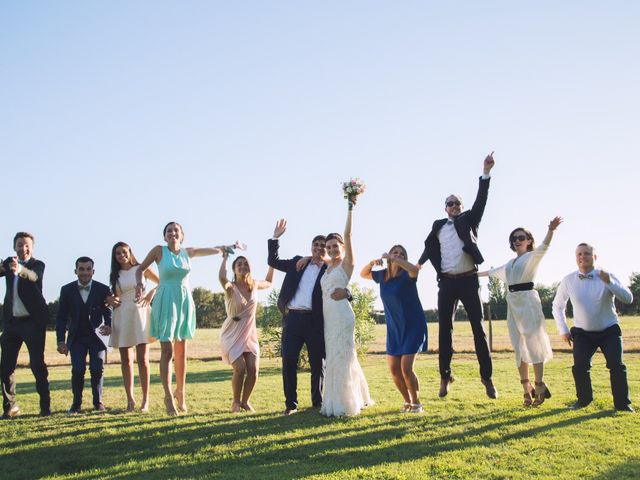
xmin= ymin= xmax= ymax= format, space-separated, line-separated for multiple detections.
xmin=222 ymin=241 xmax=247 ymax=255
xmin=342 ymin=177 xmax=366 ymax=209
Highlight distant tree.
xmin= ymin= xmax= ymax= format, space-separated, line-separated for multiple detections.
xmin=192 ymin=287 xmax=226 ymax=328
xmin=259 ymin=283 xmax=377 ymax=363
xmin=349 ymin=283 xmax=376 ymax=355
xmin=47 ymin=298 xmax=59 ymax=330
xmin=619 ymin=272 xmax=640 ymax=315
xmin=535 ymin=282 xmax=559 ymax=319
xmin=487 ymin=276 xmax=508 ymax=320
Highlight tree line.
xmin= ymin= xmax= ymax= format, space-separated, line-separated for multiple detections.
xmin=1 ymin=272 xmax=638 ymax=330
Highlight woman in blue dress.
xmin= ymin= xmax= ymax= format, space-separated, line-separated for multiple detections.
xmin=361 ymin=245 xmax=427 ymax=413
xmin=136 ymin=222 xmax=223 ymax=415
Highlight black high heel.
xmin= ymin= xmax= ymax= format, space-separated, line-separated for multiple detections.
xmin=533 ymin=382 xmax=552 ymax=406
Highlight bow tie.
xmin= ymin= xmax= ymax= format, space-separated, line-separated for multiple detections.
xmin=446 ymin=219 xmax=454 ymax=225
xmin=578 ymin=273 xmax=594 ymax=280
xmin=78 ymin=285 xmax=91 ymax=291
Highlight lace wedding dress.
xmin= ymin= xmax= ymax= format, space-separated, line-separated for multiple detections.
xmin=320 ymin=264 xmax=372 ymax=416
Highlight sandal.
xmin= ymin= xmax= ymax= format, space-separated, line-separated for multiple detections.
xmin=533 ymin=382 xmax=552 ymax=407
xmin=401 ymin=402 xmax=412 ymax=413
xmin=409 ymin=403 xmax=424 ymax=413
xmin=521 ymin=379 xmax=534 ymax=407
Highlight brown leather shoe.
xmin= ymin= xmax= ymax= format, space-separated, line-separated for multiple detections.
xmin=438 ymin=377 xmax=454 ymax=398
xmin=482 ymin=379 xmax=498 ymax=399
xmin=2 ymin=406 xmax=20 ymax=419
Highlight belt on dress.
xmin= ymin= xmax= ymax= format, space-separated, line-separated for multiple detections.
xmin=440 ymin=269 xmax=478 ymax=279
xmin=508 ymin=282 xmax=534 ymax=292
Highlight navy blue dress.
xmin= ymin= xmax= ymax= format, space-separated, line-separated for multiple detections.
xmin=372 ymin=269 xmax=427 ymax=355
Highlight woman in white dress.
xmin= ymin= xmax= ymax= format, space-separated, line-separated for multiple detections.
xmin=107 ymin=242 xmax=159 ymax=412
xmin=479 ymin=216 xmax=562 ymax=406
xmin=320 ymin=204 xmax=372 ymax=417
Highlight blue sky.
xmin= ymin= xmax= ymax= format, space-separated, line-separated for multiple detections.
xmin=1 ymin=2 xmax=638 ymax=308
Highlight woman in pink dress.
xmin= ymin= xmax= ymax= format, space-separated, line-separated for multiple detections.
xmin=218 ymin=251 xmax=273 ymax=413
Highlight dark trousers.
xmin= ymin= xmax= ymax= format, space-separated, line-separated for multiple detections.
xmin=437 ymin=275 xmax=492 ymax=381
xmin=571 ymin=324 xmax=631 ymax=410
xmin=281 ymin=310 xmax=325 ymax=409
xmin=69 ymin=333 xmax=106 ymax=408
xmin=0 ymin=315 xmax=50 ymax=413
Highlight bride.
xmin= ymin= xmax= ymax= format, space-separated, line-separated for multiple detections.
xmin=320 ymin=203 xmax=373 ymax=416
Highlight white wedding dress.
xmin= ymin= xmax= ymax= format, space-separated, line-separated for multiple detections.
xmin=320 ymin=264 xmax=372 ymax=417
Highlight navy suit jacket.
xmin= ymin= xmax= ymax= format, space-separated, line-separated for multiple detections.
xmin=55 ymin=280 xmax=112 ymax=347
xmin=418 ymin=176 xmax=490 ymax=276
xmin=1 ymin=257 xmax=49 ymax=324
xmin=267 ymin=239 xmax=326 ymax=326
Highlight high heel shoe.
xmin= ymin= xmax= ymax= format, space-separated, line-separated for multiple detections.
xmin=521 ymin=379 xmax=534 ymax=407
xmin=533 ymin=382 xmax=552 ymax=407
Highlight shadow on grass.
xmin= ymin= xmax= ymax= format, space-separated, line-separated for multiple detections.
xmin=591 ymin=456 xmax=640 ymax=480
xmin=0 ymin=406 xmax=615 ymax=480
xmin=14 ymin=367 xmax=282 ymax=395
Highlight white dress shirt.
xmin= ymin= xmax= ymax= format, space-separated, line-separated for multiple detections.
xmin=438 ymin=221 xmax=475 ymax=274
xmin=78 ymin=281 xmax=92 ymax=303
xmin=552 ymin=269 xmax=633 ymax=335
xmin=12 ymin=271 xmax=29 ymax=317
xmin=287 ymin=262 xmax=322 ymax=310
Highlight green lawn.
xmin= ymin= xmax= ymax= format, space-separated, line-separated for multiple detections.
xmin=1 ymin=322 xmax=639 ymax=479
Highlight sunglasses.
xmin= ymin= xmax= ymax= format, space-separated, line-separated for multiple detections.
xmin=510 ymin=235 xmax=528 ymax=243
xmin=446 ymin=201 xmax=461 ymax=207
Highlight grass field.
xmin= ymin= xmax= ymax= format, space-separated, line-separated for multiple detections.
xmin=1 ymin=318 xmax=639 ymax=479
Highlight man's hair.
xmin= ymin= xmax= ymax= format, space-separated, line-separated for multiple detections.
xmin=445 ymin=194 xmax=463 ymax=206
xmin=75 ymin=256 xmax=95 ymax=268
xmin=311 ymin=235 xmax=326 ymax=244
xmin=13 ymin=232 xmax=34 ymax=248
xmin=576 ymin=242 xmax=595 ymax=254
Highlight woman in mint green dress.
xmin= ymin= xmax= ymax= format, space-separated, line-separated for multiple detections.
xmin=136 ymin=222 xmax=223 ymax=415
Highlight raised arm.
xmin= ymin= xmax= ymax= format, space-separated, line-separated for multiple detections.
xmin=469 ymin=151 xmax=495 ymax=225
xmin=542 ymin=216 xmax=563 ymax=246
xmin=342 ymin=207 xmax=354 ymax=278
xmin=388 ymin=255 xmax=419 ymax=279
xmin=256 ymin=266 xmax=275 ymax=290
xmin=187 ymin=246 xmax=223 ymax=258
xmin=360 ymin=258 xmax=383 ymax=280
xmin=218 ymin=252 xmax=231 ymax=291
xmin=268 ymin=219 xmax=296 ymax=272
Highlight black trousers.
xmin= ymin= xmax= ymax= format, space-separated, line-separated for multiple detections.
xmin=437 ymin=275 xmax=492 ymax=381
xmin=571 ymin=324 xmax=631 ymax=410
xmin=0 ymin=315 xmax=50 ymax=413
xmin=281 ymin=310 xmax=325 ymax=409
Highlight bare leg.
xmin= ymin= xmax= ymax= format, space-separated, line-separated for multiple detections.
xmin=241 ymin=353 xmax=259 ymax=412
xmin=387 ymin=355 xmax=411 ymax=406
xmin=119 ymin=347 xmax=135 ymax=411
xmin=518 ymin=361 xmax=531 ymax=393
xmin=136 ymin=343 xmax=150 ymax=412
xmin=400 ymin=354 xmax=420 ymax=406
xmin=160 ymin=341 xmax=177 ymax=416
xmin=231 ymin=356 xmax=246 ymax=413
xmin=533 ymin=362 xmax=544 ymax=384
xmin=173 ymin=340 xmax=187 ymax=412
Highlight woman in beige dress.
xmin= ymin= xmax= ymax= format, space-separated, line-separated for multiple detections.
xmin=107 ymin=242 xmax=159 ymax=412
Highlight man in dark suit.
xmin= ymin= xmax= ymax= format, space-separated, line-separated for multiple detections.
xmin=56 ymin=256 xmax=112 ymax=413
xmin=418 ymin=152 xmax=497 ymax=399
xmin=0 ymin=232 xmax=51 ymax=418
xmin=268 ymin=219 xmax=350 ymax=415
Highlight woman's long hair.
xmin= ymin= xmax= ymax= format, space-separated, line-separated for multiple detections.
xmin=232 ymin=256 xmax=254 ymax=291
xmin=384 ymin=244 xmax=409 ymax=282
xmin=109 ymin=242 xmax=139 ymax=294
